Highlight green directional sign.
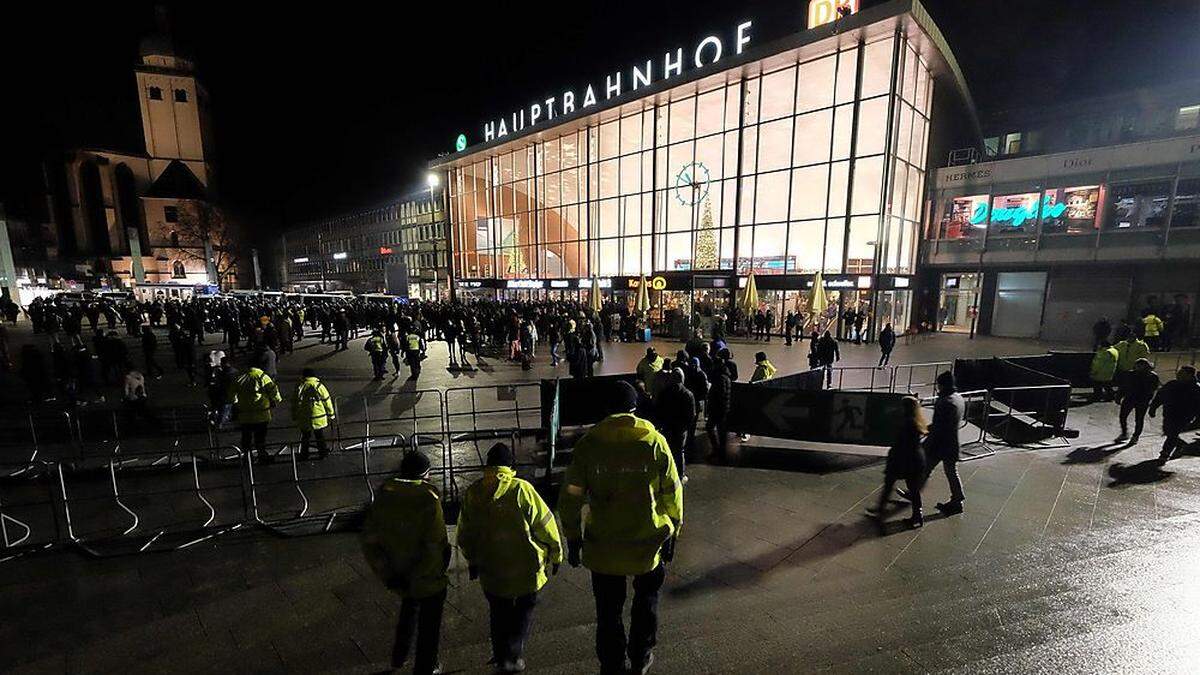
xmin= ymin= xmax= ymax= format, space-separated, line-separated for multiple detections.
xmin=455 ymin=133 xmax=467 ymax=152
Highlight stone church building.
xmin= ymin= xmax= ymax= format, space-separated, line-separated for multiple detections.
xmin=42 ymin=10 xmax=239 ymax=289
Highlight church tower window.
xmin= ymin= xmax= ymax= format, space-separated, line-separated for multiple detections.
xmin=148 ymin=86 xmax=163 ymax=100
xmin=174 ymin=89 xmax=188 ymax=103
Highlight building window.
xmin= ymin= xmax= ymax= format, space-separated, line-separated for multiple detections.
xmin=1003 ymin=132 xmax=1022 ymax=155
xmin=936 ymin=195 xmax=989 ymax=239
xmin=164 ymin=206 xmax=179 ymax=223
xmin=148 ymin=86 xmax=163 ymax=100
xmin=170 ymin=230 xmax=180 ymax=247
xmin=1041 ymin=186 xmax=1101 ymax=234
xmin=1106 ymin=181 xmax=1171 ymax=229
xmin=172 ymin=260 xmax=186 ymax=278
xmin=174 ymin=89 xmax=189 ymax=103
xmin=1171 ymin=178 xmax=1200 ymax=228
xmin=1177 ymin=105 xmax=1200 ymax=131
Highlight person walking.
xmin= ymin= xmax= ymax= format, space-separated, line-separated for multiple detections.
xmin=1149 ymin=365 xmax=1200 ymax=464
xmin=366 ymin=330 xmax=388 ymax=380
xmin=559 ymin=381 xmax=683 ymax=675
xmin=784 ymin=311 xmax=797 ymax=346
xmin=1116 ymin=358 xmax=1159 ymax=443
xmin=750 ymin=351 xmax=777 ymax=383
xmin=816 ymin=331 xmax=840 ymax=386
xmin=386 ymin=327 xmax=403 ymax=374
xmin=706 ymin=357 xmax=733 ymax=462
xmin=1142 ymin=311 xmax=1164 ymax=352
xmin=140 ymin=325 xmax=164 ymax=379
xmin=405 ymin=328 xmax=426 ymax=380
xmin=653 ymin=369 xmax=696 ymax=483
xmin=902 ymin=371 xmax=965 ymax=515
xmin=636 ymin=348 xmax=664 ymax=390
xmin=293 ymin=368 xmax=335 ymax=461
xmin=229 ymin=365 xmax=282 ymax=464
xmin=1089 ymin=340 xmax=1119 ymax=402
xmin=868 ymin=396 xmax=927 ymax=530
xmin=457 ymin=443 xmax=563 ymax=674
xmin=207 ymin=356 xmax=236 ymax=428
xmin=878 ymin=323 xmax=896 ymax=367
xmin=360 ymin=451 xmax=450 ymax=675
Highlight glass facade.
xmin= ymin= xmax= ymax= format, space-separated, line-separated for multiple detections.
xmin=445 ymin=33 xmax=933 ymax=293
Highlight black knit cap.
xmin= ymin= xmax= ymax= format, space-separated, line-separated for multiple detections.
xmin=486 ymin=442 xmax=515 ymax=467
xmin=399 ymin=451 xmax=431 ymax=478
xmin=612 ymin=380 xmax=639 ymax=414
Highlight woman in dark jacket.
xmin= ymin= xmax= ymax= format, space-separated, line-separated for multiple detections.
xmin=869 ymin=396 xmax=928 ymax=530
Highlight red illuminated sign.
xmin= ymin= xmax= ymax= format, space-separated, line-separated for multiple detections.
xmin=379 ymin=246 xmax=394 ymax=255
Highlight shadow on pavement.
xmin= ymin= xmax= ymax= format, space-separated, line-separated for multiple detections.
xmin=722 ymin=445 xmax=882 ymax=475
xmin=1107 ymin=460 xmax=1173 ymax=487
xmin=1062 ymin=442 xmax=1129 ymax=464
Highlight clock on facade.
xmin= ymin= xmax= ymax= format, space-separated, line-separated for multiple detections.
xmin=673 ymin=162 xmax=711 ymax=206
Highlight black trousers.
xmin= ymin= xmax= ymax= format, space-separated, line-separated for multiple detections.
xmin=924 ymin=456 xmax=965 ymax=503
xmin=1161 ymin=419 xmax=1189 ymax=460
xmin=240 ymin=422 xmax=268 ymax=455
xmin=591 ymin=564 xmax=665 ymax=671
xmin=1119 ymin=400 xmax=1148 ymax=437
xmin=878 ymin=475 xmax=923 ymax=519
xmin=393 ymin=589 xmax=446 ymax=673
xmin=878 ymin=349 xmax=893 ymax=367
xmin=299 ymin=427 xmax=328 ymax=458
xmin=485 ymin=592 xmax=538 ymax=665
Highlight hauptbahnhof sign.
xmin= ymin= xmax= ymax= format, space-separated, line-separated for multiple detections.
xmin=481 ymin=20 xmax=754 ymax=144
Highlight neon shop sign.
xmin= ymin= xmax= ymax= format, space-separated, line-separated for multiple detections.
xmin=969 ymin=196 xmax=1067 ymax=227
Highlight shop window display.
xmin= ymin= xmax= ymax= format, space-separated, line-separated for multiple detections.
xmin=1041 ymin=185 xmax=1101 ymax=234
xmin=937 ymin=195 xmax=987 ymax=239
xmin=1106 ymin=181 xmax=1170 ymax=230
xmin=1170 ymin=178 xmax=1200 ymax=228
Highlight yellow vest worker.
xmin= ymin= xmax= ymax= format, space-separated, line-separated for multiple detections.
xmin=228 ymin=367 xmax=281 ymax=424
xmin=558 ymin=380 xmax=682 ymax=673
xmin=750 ymin=352 xmax=777 ymax=383
xmin=1143 ymin=313 xmax=1163 ymax=338
xmin=360 ymin=451 xmax=449 ymax=673
xmin=1116 ymin=338 xmax=1150 ymax=372
xmin=636 ymin=348 xmax=665 ymax=389
xmin=293 ymin=374 xmax=335 ymax=431
xmin=458 ymin=443 xmax=563 ymax=671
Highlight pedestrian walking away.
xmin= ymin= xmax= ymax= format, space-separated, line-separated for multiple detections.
xmin=360 ymin=451 xmax=450 ymax=675
xmin=559 ymin=380 xmax=683 ymax=675
xmin=292 ymin=368 xmax=336 ymax=460
xmin=1116 ymin=358 xmax=1159 ymax=443
xmin=878 ymin=322 xmax=896 ymax=367
xmin=457 ymin=443 xmax=563 ymax=674
xmin=229 ymin=365 xmax=282 ymax=464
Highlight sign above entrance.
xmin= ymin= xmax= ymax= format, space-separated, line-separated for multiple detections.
xmin=807 ymin=0 xmax=859 ymax=28
xmin=481 ymin=20 xmax=753 ymax=145
xmin=627 ymin=276 xmax=668 ymax=291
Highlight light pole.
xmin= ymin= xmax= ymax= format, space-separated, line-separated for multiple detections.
xmin=426 ymin=172 xmax=440 ymax=300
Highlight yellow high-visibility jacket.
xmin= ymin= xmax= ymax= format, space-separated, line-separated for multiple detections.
xmin=751 ymin=359 xmax=777 ymax=383
xmin=292 ymin=377 xmax=335 ymax=431
xmin=228 ymin=367 xmax=281 ymax=424
xmin=360 ymin=478 xmax=450 ymax=599
xmin=1090 ymin=347 xmax=1119 ymax=383
xmin=1116 ymin=338 xmax=1150 ymax=372
xmin=559 ymin=413 xmax=682 ymax=576
xmin=458 ymin=466 xmax=563 ymax=598
xmin=1143 ymin=314 xmax=1163 ymax=338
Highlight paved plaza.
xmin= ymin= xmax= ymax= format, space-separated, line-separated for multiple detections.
xmin=2 ymin=326 xmax=1200 ymax=673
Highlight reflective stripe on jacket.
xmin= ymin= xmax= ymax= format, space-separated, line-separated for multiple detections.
xmin=293 ymin=377 xmax=335 ymax=431
xmin=558 ymin=413 xmax=682 ymax=576
xmin=360 ymin=478 xmax=449 ymax=599
xmin=458 ymin=466 xmax=563 ymax=598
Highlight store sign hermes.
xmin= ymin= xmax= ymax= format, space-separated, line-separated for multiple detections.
xmin=482 ymin=21 xmax=753 ymax=143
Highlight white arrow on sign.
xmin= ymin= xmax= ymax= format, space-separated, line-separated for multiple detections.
xmin=763 ymin=394 xmax=811 ymax=431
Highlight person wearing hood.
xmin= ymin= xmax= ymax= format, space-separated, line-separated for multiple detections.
xmin=457 ymin=443 xmax=563 ymax=674
xmin=636 ymin=347 xmax=664 ymax=389
xmin=750 ymin=351 xmax=777 ymax=383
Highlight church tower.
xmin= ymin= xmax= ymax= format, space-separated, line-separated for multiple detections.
xmin=134 ymin=7 xmax=213 ymax=187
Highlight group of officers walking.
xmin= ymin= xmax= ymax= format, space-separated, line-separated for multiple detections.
xmin=361 ymin=380 xmax=681 ymax=675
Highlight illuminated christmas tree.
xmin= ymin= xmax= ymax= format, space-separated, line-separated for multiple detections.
xmin=693 ymin=198 xmax=718 ymax=270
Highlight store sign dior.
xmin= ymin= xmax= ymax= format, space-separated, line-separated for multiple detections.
xmin=483 ymin=21 xmax=753 ymax=143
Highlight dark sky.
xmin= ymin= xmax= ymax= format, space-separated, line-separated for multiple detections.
xmin=4 ymin=0 xmax=1199 ymax=229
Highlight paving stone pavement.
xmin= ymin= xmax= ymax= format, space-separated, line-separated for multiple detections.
xmin=3 ymin=325 xmax=1200 ymax=673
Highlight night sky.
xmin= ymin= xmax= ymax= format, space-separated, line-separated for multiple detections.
xmin=3 ymin=0 xmax=1199 ymax=231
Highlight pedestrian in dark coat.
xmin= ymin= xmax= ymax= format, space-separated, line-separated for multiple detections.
xmin=706 ymin=359 xmax=733 ymax=460
xmin=654 ymin=369 xmax=696 ymax=479
xmin=912 ymin=371 xmax=966 ymax=514
xmin=869 ymin=396 xmax=927 ymax=530
xmin=878 ymin=323 xmax=896 ymax=367
xmin=1149 ymin=365 xmax=1200 ymax=463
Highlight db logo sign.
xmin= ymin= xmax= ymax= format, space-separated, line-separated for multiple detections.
xmin=808 ymin=0 xmax=859 ymax=28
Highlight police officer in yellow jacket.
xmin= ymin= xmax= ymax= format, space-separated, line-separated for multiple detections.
xmin=292 ymin=368 xmax=335 ymax=460
xmin=559 ymin=380 xmax=683 ymax=675
xmin=361 ymin=451 xmax=449 ymax=675
xmin=404 ymin=330 xmax=425 ymax=380
xmin=458 ymin=443 xmax=563 ymax=673
xmin=228 ymin=366 xmax=281 ymax=464
xmin=365 ymin=330 xmax=388 ymax=380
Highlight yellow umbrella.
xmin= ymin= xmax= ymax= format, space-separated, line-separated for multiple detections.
xmin=809 ymin=271 xmax=828 ymax=322
xmin=589 ymin=277 xmax=603 ymax=313
xmin=739 ymin=272 xmax=759 ymax=315
xmin=635 ymin=275 xmax=651 ymax=314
